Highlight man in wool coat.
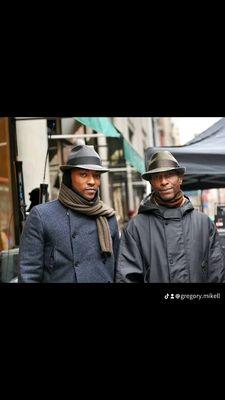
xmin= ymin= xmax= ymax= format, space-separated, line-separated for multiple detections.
xmin=19 ymin=144 xmax=120 ymax=283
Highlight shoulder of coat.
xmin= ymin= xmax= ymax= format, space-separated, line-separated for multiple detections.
xmin=34 ymin=199 xmax=64 ymax=214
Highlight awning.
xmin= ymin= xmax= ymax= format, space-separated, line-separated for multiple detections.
xmin=74 ymin=117 xmax=120 ymax=138
xmin=74 ymin=117 xmax=145 ymax=175
xmin=123 ymin=138 xmax=145 ymax=174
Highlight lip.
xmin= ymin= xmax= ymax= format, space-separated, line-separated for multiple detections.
xmin=160 ymin=188 xmax=172 ymax=193
xmin=84 ymin=189 xmax=96 ymax=193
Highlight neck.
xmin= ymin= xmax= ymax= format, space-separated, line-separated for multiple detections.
xmin=153 ymin=190 xmax=186 ymax=208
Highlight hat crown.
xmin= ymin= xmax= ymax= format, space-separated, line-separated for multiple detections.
xmin=141 ymin=150 xmax=186 ymax=181
xmin=59 ymin=144 xmax=110 ymax=173
xmin=149 ymin=151 xmax=179 ymax=170
xmin=68 ymin=144 xmax=100 ymax=163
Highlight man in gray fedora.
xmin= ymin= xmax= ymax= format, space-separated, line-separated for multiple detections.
xmin=19 ymin=144 xmax=120 ymax=283
xmin=116 ymin=151 xmax=225 ymax=283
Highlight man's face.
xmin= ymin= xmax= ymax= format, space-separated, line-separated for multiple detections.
xmin=150 ymin=170 xmax=183 ymax=201
xmin=71 ymin=168 xmax=101 ymax=200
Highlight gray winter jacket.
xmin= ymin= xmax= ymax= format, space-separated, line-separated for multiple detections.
xmin=19 ymin=200 xmax=120 ymax=283
xmin=116 ymin=195 xmax=225 ymax=283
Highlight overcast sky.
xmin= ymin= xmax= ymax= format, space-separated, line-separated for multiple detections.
xmin=171 ymin=117 xmax=222 ymax=145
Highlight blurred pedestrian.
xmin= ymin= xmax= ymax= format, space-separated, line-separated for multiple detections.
xmin=27 ymin=188 xmax=40 ymax=212
xmin=19 ymin=144 xmax=119 ymax=283
xmin=116 ymin=151 xmax=225 ymax=283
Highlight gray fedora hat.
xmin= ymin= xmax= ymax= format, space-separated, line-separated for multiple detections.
xmin=60 ymin=144 xmax=109 ymax=173
xmin=142 ymin=151 xmax=186 ymax=181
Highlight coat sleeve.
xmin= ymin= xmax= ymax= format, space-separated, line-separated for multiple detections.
xmin=112 ymin=220 xmax=120 ymax=262
xmin=115 ymin=221 xmax=144 ymax=283
xmin=207 ymin=221 xmax=225 ymax=283
xmin=18 ymin=207 xmax=44 ymax=283
xmin=108 ymin=216 xmax=120 ymax=282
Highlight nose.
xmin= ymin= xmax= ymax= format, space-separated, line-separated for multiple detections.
xmin=160 ymin=175 xmax=169 ymax=185
xmin=87 ymin=174 xmax=95 ymax=185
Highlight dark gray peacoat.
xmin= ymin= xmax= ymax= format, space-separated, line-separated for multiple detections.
xmin=19 ymin=200 xmax=120 ymax=283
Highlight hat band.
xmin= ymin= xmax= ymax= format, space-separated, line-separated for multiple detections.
xmin=68 ymin=156 xmax=102 ymax=166
xmin=149 ymin=159 xmax=178 ymax=170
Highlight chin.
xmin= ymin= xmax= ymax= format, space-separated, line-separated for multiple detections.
xmin=160 ymin=194 xmax=174 ymax=201
xmin=83 ymin=193 xmax=95 ymax=200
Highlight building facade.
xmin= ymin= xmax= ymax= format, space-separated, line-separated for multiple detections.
xmin=0 ymin=116 xmax=154 ymax=257
xmin=152 ymin=117 xmax=181 ymax=146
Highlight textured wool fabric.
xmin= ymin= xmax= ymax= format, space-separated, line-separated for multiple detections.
xmin=58 ymin=183 xmax=115 ymax=255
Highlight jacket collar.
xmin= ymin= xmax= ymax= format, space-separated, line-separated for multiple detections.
xmin=138 ymin=193 xmax=194 ymax=218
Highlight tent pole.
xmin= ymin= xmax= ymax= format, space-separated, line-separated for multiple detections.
xmin=200 ymin=190 xmax=203 ymax=212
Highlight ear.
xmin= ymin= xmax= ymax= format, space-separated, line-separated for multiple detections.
xmin=179 ymin=174 xmax=184 ymax=184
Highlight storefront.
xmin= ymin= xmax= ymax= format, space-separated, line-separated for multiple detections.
xmin=0 ymin=118 xmax=15 ymax=251
xmin=0 ymin=118 xmax=19 ymax=281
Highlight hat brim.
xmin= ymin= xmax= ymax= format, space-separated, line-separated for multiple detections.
xmin=60 ymin=164 xmax=110 ymax=173
xmin=142 ymin=166 xmax=186 ymax=181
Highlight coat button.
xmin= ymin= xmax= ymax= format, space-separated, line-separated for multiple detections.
xmin=74 ymin=262 xmax=79 ymax=267
xmin=72 ymin=232 xmax=77 ymax=238
xmin=165 ymin=222 xmax=168 ymax=225
xmin=169 ymin=259 xmax=173 ymax=264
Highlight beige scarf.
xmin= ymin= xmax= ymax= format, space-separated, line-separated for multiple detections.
xmin=58 ymin=183 xmax=115 ymax=256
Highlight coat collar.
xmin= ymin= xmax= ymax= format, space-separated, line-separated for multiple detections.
xmin=138 ymin=193 xmax=194 ymax=218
